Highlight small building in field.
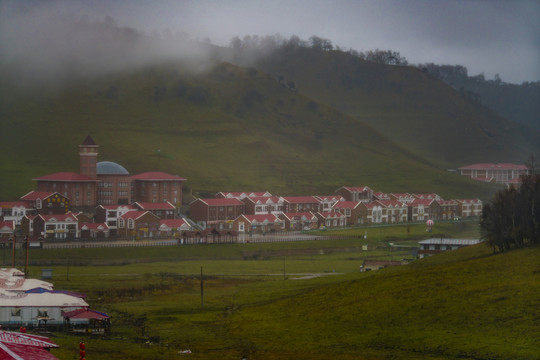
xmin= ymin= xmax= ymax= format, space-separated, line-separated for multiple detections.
xmin=360 ymin=259 xmax=404 ymax=272
xmin=417 ymin=238 xmax=482 ymax=258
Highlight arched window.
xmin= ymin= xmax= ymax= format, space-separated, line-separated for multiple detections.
xmin=118 ymin=218 xmax=125 ymax=228
xmin=128 ymin=219 xmax=135 ymax=229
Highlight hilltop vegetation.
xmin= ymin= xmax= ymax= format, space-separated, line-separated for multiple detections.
xmin=1 ymin=28 xmax=537 ymax=201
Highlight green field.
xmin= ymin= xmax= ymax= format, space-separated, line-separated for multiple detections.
xmin=14 ymin=222 xmax=539 ymax=359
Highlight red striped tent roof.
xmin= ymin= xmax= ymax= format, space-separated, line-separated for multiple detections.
xmin=0 ymin=330 xmax=59 ymax=360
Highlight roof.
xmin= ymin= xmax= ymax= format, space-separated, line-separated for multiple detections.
xmin=239 ymin=214 xmax=281 ymax=224
xmin=378 ymin=200 xmax=407 ymax=207
xmin=131 ymin=171 xmax=186 ymax=181
xmin=20 ymin=191 xmax=55 ymax=201
xmin=315 ymin=195 xmax=344 ymax=202
xmin=0 ymin=221 xmax=15 ymax=230
xmin=409 ymin=198 xmax=435 ymax=206
xmin=25 ymin=288 xmax=86 ymax=298
xmin=281 ymin=196 xmax=320 ymax=203
xmin=63 ymin=308 xmax=109 ymax=320
xmin=0 ymin=292 xmax=88 ymax=307
xmin=33 ymin=172 xmax=98 ymax=182
xmin=280 ymin=212 xmax=317 ymax=221
xmin=134 ymin=202 xmax=176 ymax=210
xmin=217 ymin=191 xmax=271 ymax=198
xmin=79 ymin=222 xmax=109 ymax=231
xmin=38 ymin=213 xmax=78 ymax=222
xmin=120 ymin=211 xmax=153 ymax=220
xmin=339 ymin=186 xmax=372 ymax=192
xmin=243 ymin=196 xmax=281 ymax=204
xmin=193 ymin=198 xmax=244 ymax=206
xmin=418 ymin=238 xmax=482 ymax=246
xmin=317 ymin=211 xmax=345 ymax=219
xmin=97 ymin=161 xmax=129 ymax=175
xmin=458 ymin=163 xmax=528 ymax=170
xmin=0 ymin=330 xmax=59 ymax=360
xmin=80 ymin=135 xmax=97 ymax=146
xmin=0 ymin=201 xmax=27 ymax=208
xmin=333 ymin=200 xmax=361 ymax=209
xmin=456 ymin=199 xmax=482 ymax=204
xmin=159 ymin=218 xmax=189 ymax=228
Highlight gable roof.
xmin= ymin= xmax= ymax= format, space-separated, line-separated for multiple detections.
xmin=243 ymin=196 xmax=281 ymax=204
xmin=134 ymin=202 xmax=176 ymax=210
xmin=20 ymin=191 xmax=56 ymax=201
xmin=281 ymin=196 xmax=320 ymax=204
xmin=238 ymin=214 xmax=281 ymax=224
xmin=33 ymin=172 xmax=99 ymax=182
xmin=409 ymin=198 xmax=435 ymax=206
xmin=332 ymin=200 xmax=361 ymax=209
xmin=378 ymin=200 xmax=407 ymax=208
xmin=0 ymin=330 xmax=59 ymax=360
xmin=37 ymin=213 xmax=78 ymax=222
xmin=120 ymin=211 xmax=158 ymax=221
xmin=79 ymin=222 xmax=109 ymax=231
xmin=159 ymin=218 xmax=189 ymax=228
xmin=338 ymin=186 xmax=372 ymax=193
xmin=62 ymin=308 xmax=109 ymax=320
xmin=131 ymin=172 xmax=186 ymax=181
xmin=192 ymin=198 xmax=244 ymax=206
xmin=316 ymin=211 xmax=345 ymax=219
xmin=279 ymin=212 xmax=317 ymax=221
xmin=0 ymin=201 xmax=27 ymax=209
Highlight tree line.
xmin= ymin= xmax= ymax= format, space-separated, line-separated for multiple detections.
xmin=480 ymin=157 xmax=540 ymax=252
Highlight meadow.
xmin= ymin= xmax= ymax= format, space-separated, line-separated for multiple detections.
xmin=19 ymin=221 xmax=539 ymax=359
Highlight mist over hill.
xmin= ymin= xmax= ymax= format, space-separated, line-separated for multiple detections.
xmin=1 ymin=14 xmax=538 ymax=201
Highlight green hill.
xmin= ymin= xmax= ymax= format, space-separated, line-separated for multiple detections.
xmin=0 ymin=60 xmax=504 ymax=201
xmin=244 ymin=46 xmax=539 ymax=167
xmin=225 ymin=244 xmax=540 ymax=359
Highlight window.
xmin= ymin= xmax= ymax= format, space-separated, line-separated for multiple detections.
xmin=11 ymin=308 xmax=21 ymax=316
xmin=128 ymin=219 xmax=135 ymax=229
xmin=118 ymin=218 xmax=125 ymax=228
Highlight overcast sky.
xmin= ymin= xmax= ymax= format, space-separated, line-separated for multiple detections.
xmin=2 ymin=0 xmax=539 ymax=84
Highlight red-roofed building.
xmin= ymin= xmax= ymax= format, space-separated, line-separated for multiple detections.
xmin=189 ymin=198 xmax=245 ymax=229
xmin=0 ymin=221 xmax=15 ymax=241
xmin=216 ymin=191 xmax=272 ymax=199
xmin=131 ymin=172 xmax=186 ymax=206
xmin=278 ymin=212 xmax=318 ymax=231
xmin=159 ymin=218 xmax=191 ymax=237
xmin=242 ymin=196 xmax=283 ymax=215
xmin=0 ymin=330 xmax=60 ymax=360
xmin=133 ymin=202 xmax=176 ymax=219
xmin=22 ymin=213 xmax=79 ymax=240
xmin=408 ymin=198 xmax=438 ymax=222
xmin=378 ymin=200 xmax=408 ymax=223
xmin=389 ymin=193 xmax=415 ymax=204
xmin=364 ymin=201 xmax=388 ymax=224
xmin=233 ymin=214 xmax=283 ymax=233
xmin=335 ymin=186 xmax=373 ymax=203
xmin=315 ymin=211 xmax=346 ymax=228
xmin=0 ymin=201 xmax=33 ymax=225
xmin=437 ymin=199 xmax=459 ymax=220
xmin=20 ymin=191 xmax=70 ymax=215
xmin=315 ymin=195 xmax=345 ymax=212
xmin=78 ymin=222 xmax=109 ymax=239
xmin=456 ymin=199 xmax=483 ymax=217
xmin=117 ymin=211 xmax=160 ymax=239
xmin=332 ymin=201 xmax=365 ymax=225
xmin=280 ymin=196 xmax=321 ymax=213
xmin=33 ymin=172 xmax=99 ymax=208
xmin=458 ymin=163 xmax=529 ymax=185
xmin=95 ymin=205 xmax=136 ymax=236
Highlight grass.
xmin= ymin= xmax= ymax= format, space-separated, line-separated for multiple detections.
xmin=15 ymin=222 xmax=539 ymax=359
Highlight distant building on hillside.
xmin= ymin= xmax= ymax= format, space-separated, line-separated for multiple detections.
xmin=458 ymin=163 xmax=529 ymax=186
xmin=417 ymin=238 xmax=482 ymax=258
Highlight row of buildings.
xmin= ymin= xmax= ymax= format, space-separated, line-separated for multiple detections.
xmin=0 ymin=136 xmax=483 ymax=241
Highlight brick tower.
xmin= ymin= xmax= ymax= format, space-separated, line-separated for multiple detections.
xmin=79 ymin=135 xmax=99 ymax=178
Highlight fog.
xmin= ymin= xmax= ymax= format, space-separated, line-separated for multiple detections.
xmin=1 ymin=0 xmax=539 ymax=84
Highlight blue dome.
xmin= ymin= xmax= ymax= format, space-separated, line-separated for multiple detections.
xmin=97 ymin=161 xmax=129 ymax=175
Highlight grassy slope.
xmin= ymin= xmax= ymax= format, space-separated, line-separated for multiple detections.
xmin=30 ymin=223 xmax=537 ymax=360
xmin=227 ymin=244 xmax=540 ymax=360
xmin=1 ymin=61 xmax=501 ymax=201
xmin=249 ymin=48 xmax=540 ymax=167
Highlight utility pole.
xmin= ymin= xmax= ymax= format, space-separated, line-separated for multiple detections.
xmin=24 ymin=237 xmax=29 ymax=278
xmin=200 ymin=266 xmax=204 ymax=308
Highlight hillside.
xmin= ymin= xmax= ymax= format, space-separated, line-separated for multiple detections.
xmin=0 ymin=60 xmax=502 ymax=201
xmin=419 ymin=64 xmax=540 ymax=130
xmin=241 ymin=46 xmax=540 ymax=167
xmin=226 ymin=244 xmax=540 ymax=359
